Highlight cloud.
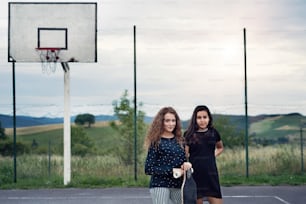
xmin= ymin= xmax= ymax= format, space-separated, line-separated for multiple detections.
xmin=1 ymin=0 xmax=306 ymax=119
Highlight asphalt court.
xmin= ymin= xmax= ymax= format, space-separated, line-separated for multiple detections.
xmin=0 ymin=186 xmax=305 ymax=204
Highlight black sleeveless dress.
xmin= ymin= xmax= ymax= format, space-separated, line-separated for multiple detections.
xmin=185 ymin=128 xmax=222 ymax=199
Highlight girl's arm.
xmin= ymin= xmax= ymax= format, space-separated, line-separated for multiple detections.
xmin=185 ymin=145 xmax=190 ymax=160
xmin=215 ymin=140 xmax=224 ymax=157
xmin=144 ymin=146 xmax=173 ymax=175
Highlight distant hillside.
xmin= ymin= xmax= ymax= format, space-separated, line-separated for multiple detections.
xmin=183 ymin=113 xmax=305 ymax=143
xmin=249 ymin=113 xmax=304 ymax=142
xmin=1 ymin=113 xmax=305 ymax=143
xmin=0 ymin=114 xmax=117 ymax=128
xmin=0 ymin=114 xmax=63 ymax=128
xmin=181 ymin=114 xmax=246 ymax=130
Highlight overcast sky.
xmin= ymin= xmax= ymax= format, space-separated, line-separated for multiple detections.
xmin=1 ymin=0 xmax=306 ymax=120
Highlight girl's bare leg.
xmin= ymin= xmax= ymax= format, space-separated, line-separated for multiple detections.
xmin=196 ymin=198 xmax=203 ymax=204
xmin=207 ymin=196 xmax=222 ymax=204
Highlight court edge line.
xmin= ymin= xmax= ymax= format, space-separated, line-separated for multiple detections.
xmin=223 ymin=195 xmax=291 ymax=204
xmin=4 ymin=195 xmax=291 ymax=203
xmin=4 ymin=196 xmax=151 ymax=200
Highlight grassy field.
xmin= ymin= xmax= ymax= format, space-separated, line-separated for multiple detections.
xmin=1 ymin=145 xmax=305 ymax=189
xmin=6 ymin=123 xmax=64 ymax=135
xmin=249 ymin=114 xmax=302 ymax=140
xmin=1 ymin=121 xmax=306 ymax=189
xmin=5 ymin=121 xmax=111 ymax=135
xmin=6 ymin=121 xmax=117 ymax=155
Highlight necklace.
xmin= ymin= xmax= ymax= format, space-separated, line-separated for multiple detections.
xmin=197 ymin=128 xmax=208 ymax=132
xmin=161 ymin=134 xmax=174 ymax=139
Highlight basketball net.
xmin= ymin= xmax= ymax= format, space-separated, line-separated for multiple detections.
xmin=36 ymin=48 xmax=61 ymax=74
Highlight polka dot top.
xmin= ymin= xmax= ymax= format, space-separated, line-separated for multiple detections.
xmin=145 ymin=137 xmax=186 ymax=188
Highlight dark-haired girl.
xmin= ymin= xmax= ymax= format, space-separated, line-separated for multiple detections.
xmin=184 ymin=105 xmax=224 ymax=204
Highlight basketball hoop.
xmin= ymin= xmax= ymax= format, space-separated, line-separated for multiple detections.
xmin=36 ymin=48 xmax=61 ymax=74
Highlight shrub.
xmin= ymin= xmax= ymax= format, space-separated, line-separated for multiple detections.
xmin=0 ymin=140 xmax=30 ymax=156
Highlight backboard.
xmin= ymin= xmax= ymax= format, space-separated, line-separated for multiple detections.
xmin=8 ymin=2 xmax=97 ymax=63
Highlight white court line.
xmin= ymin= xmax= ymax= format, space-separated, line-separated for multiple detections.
xmin=5 ymin=196 xmax=151 ymax=200
xmin=224 ymin=195 xmax=291 ymax=204
xmin=274 ymin=196 xmax=291 ymax=204
xmin=4 ymin=195 xmax=291 ymax=204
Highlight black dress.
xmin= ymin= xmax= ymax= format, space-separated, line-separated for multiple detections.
xmin=185 ymin=128 xmax=222 ymax=199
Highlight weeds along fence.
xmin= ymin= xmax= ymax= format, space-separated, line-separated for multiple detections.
xmin=0 ymin=144 xmax=305 ymax=187
xmin=218 ymin=145 xmax=305 ymax=176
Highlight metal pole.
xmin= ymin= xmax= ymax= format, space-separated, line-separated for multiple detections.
xmin=62 ymin=62 xmax=71 ymax=185
xmin=48 ymin=139 xmax=51 ymax=178
xmin=243 ymin=28 xmax=249 ymax=178
xmin=12 ymin=61 xmax=17 ymax=183
xmin=133 ymin=25 xmax=138 ymax=181
xmin=300 ymin=127 xmax=304 ymax=172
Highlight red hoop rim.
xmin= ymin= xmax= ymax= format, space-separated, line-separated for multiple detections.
xmin=36 ymin=47 xmax=61 ymax=51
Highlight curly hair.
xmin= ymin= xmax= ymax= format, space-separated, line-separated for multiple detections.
xmin=144 ymin=107 xmax=184 ymax=150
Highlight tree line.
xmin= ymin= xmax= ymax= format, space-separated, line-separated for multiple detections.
xmin=0 ymin=90 xmax=244 ymax=158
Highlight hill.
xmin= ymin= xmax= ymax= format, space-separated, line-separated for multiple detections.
xmin=249 ymin=113 xmax=304 ymax=143
xmin=0 ymin=114 xmax=116 ymax=128
xmin=1 ymin=113 xmax=305 ymax=142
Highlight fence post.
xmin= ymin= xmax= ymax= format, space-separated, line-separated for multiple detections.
xmin=300 ymin=121 xmax=305 ymax=172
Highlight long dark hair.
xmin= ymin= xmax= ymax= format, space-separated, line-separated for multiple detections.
xmin=184 ymin=105 xmax=213 ymax=141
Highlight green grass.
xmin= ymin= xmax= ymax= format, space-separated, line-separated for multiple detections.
xmin=220 ymin=174 xmax=306 ymax=186
xmin=249 ymin=115 xmax=302 ymax=140
xmin=1 ymin=121 xmax=306 ymax=189
xmin=14 ymin=124 xmax=121 ymax=155
xmin=1 ymin=145 xmax=306 ymax=189
xmin=85 ymin=126 xmax=121 ymax=154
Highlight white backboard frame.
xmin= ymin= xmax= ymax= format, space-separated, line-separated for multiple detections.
xmin=8 ymin=2 xmax=97 ymax=63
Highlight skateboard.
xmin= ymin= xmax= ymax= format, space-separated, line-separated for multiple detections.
xmin=181 ymin=168 xmax=197 ymax=204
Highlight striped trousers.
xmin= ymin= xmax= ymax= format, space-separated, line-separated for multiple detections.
xmin=150 ymin=187 xmax=181 ymax=204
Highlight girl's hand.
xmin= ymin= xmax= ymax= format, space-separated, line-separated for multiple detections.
xmin=181 ymin=162 xmax=192 ymax=171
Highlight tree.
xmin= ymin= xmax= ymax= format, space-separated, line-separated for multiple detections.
xmin=0 ymin=140 xmax=30 ymax=156
xmin=74 ymin=113 xmax=95 ymax=128
xmin=31 ymin=139 xmax=38 ymax=149
xmin=0 ymin=121 xmax=6 ymax=140
xmin=0 ymin=121 xmax=30 ymax=156
xmin=110 ymin=90 xmax=147 ymax=165
xmin=213 ymin=115 xmax=245 ymax=148
xmin=71 ymin=126 xmax=95 ymax=156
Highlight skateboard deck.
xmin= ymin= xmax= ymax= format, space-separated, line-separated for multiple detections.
xmin=181 ymin=168 xmax=197 ymax=204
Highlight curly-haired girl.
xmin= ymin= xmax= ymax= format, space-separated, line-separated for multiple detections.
xmin=144 ymin=106 xmax=192 ymax=204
